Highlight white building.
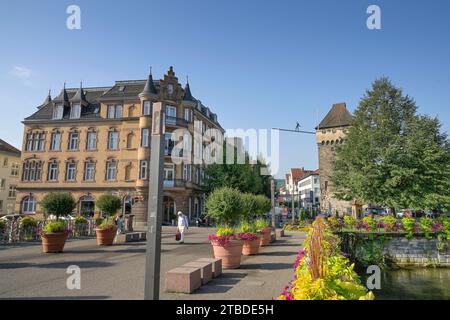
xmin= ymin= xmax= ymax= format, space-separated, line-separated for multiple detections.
xmin=297 ymin=171 xmax=320 ymax=210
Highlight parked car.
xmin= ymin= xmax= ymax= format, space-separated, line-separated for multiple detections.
xmin=363 ymin=207 xmax=387 ymax=217
xmin=0 ymin=214 xmax=22 ymax=222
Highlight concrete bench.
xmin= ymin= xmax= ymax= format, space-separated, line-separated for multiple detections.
xmin=196 ymin=258 xmax=222 ymax=278
xmin=115 ymin=232 xmax=146 ymax=244
xmin=183 ymin=261 xmax=213 ymax=285
xmin=165 ymin=266 xmax=202 ymax=294
xmin=276 ymin=229 xmax=285 ymax=238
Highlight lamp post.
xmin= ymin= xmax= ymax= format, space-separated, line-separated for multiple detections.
xmin=144 ymin=102 xmax=165 ymax=300
xmin=291 ymin=185 xmax=296 ymax=224
xmin=271 ymin=178 xmax=276 ymax=229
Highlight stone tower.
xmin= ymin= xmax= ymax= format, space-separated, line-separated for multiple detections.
xmin=316 ymin=103 xmax=354 ymax=215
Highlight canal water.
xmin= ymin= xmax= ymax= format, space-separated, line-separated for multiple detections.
xmin=359 ymin=268 xmax=450 ymax=300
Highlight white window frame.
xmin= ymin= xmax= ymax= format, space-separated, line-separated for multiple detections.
xmin=22 ymin=197 xmax=37 ymax=214
xmin=106 ymin=161 xmax=117 ymax=181
xmin=48 ymin=162 xmax=58 ymax=181
xmin=50 ymin=132 xmax=61 ymax=151
xmin=87 ymin=131 xmax=97 ymax=151
xmin=139 ymin=160 xmax=148 ymax=180
xmin=66 ymin=162 xmax=77 ymax=181
xmin=53 ymin=104 xmax=64 ymax=120
xmin=143 ymin=101 xmax=152 ymax=116
xmin=141 ymin=128 xmax=149 ymax=147
xmin=84 ymin=162 xmax=95 ymax=181
xmin=108 ymin=131 xmax=119 ymax=150
xmin=69 ymin=132 xmax=79 ymax=150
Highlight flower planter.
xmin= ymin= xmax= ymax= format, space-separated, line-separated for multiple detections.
xmin=259 ymin=229 xmax=272 ymax=246
xmin=242 ymin=237 xmax=260 ymax=255
xmin=41 ymin=232 xmax=69 ymax=253
xmin=96 ymin=226 xmax=117 ymax=246
xmin=211 ymin=240 xmax=243 ymax=269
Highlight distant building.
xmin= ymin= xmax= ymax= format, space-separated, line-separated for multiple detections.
xmin=316 ymin=103 xmax=357 ymax=216
xmin=297 ymin=171 xmax=320 ymax=210
xmin=284 ymin=167 xmax=315 ymax=203
xmin=0 ymin=139 xmax=21 ymax=216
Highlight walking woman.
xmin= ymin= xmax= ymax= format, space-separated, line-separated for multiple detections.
xmin=177 ymin=211 xmax=189 ymax=244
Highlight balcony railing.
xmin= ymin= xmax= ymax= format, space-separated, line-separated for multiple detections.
xmin=165 ymin=116 xmax=189 ymax=128
xmin=164 ymin=179 xmax=186 ymax=189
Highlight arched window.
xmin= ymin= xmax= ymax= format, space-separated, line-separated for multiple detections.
xmin=126 ymin=132 xmax=134 ymax=149
xmin=128 ymin=105 xmax=136 ymax=117
xmin=125 ymin=163 xmax=133 ymax=181
xmin=22 ymin=196 xmax=37 ymax=214
xmin=79 ymin=196 xmax=95 ymax=217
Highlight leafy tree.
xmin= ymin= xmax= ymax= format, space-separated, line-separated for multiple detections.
xmin=204 ymin=142 xmax=272 ymax=197
xmin=40 ymin=193 xmax=76 ymax=220
xmin=205 ymin=187 xmax=243 ymax=225
xmin=96 ymin=194 xmax=122 ymax=217
xmin=332 ymin=78 xmax=450 ymax=211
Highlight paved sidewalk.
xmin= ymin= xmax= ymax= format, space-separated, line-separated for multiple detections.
xmin=0 ymin=228 xmax=305 ymax=300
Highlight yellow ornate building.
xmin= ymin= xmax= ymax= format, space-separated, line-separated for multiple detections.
xmin=16 ymin=67 xmax=224 ymax=227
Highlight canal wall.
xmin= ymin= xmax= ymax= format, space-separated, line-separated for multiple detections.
xmin=384 ymin=238 xmax=450 ymax=267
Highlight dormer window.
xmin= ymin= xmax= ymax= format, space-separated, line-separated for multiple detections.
xmin=70 ymin=104 xmax=81 ymax=119
xmin=53 ymin=104 xmax=64 ymax=120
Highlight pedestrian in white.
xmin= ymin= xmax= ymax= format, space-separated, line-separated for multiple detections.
xmin=177 ymin=211 xmax=189 ymax=244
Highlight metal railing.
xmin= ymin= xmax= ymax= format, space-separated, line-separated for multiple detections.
xmin=0 ymin=218 xmax=98 ymax=244
xmin=165 ymin=116 xmax=189 ymax=128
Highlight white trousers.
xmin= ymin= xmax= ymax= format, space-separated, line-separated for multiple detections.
xmin=178 ymin=226 xmax=185 ymax=242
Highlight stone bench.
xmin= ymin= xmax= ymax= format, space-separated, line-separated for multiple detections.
xmin=165 ymin=266 xmax=202 ymax=294
xmin=183 ymin=261 xmax=213 ymax=285
xmin=276 ymin=229 xmax=285 ymax=238
xmin=115 ymin=232 xmax=146 ymax=244
xmin=196 ymin=258 xmax=222 ymax=278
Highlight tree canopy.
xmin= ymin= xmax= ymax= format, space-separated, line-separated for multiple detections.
xmin=332 ymin=78 xmax=450 ymax=211
xmin=204 ymin=142 xmax=272 ymax=197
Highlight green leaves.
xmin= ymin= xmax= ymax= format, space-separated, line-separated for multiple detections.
xmin=40 ymin=193 xmax=76 ymax=219
xmin=332 ymin=77 xmax=450 ymax=211
xmin=96 ymin=194 xmax=122 ymax=217
xmin=205 ymin=187 xmax=243 ymax=225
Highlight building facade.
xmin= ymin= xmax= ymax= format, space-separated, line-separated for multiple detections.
xmin=284 ymin=167 xmax=314 ymax=203
xmin=0 ymin=139 xmax=21 ymax=216
xmin=316 ymin=103 xmax=355 ymax=215
xmin=297 ymin=171 xmax=320 ymax=210
xmin=15 ymin=66 xmax=224 ymax=227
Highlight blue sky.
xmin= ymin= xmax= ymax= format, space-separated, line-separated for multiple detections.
xmin=0 ymin=0 xmax=449 ymax=178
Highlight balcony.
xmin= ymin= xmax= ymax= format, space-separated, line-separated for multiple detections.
xmin=164 ymin=179 xmax=187 ymax=189
xmin=165 ymin=116 xmax=188 ymax=128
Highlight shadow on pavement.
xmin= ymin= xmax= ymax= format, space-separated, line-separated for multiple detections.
xmin=240 ymin=262 xmax=293 ymax=271
xmin=256 ymin=251 xmax=296 ymax=257
xmin=0 ymin=296 xmax=110 ymax=300
xmin=194 ymin=272 xmax=247 ymax=294
xmin=0 ymin=260 xmax=114 ymax=270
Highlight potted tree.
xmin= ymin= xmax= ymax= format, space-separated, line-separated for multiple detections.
xmin=40 ymin=193 xmax=76 ymax=253
xmin=95 ymin=194 xmax=121 ymax=246
xmin=206 ymin=187 xmax=244 ymax=269
xmin=239 ymin=220 xmax=260 ymax=256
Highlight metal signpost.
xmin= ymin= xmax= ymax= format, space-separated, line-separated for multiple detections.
xmin=144 ymin=102 xmax=165 ymax=300
xmin=271 ymin=178 xmax=276 ymax=229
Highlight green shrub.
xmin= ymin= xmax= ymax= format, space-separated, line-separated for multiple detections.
xmin=74 ymin=216 xmax=88 ymax=225
xmin=40 ymin=193 xmax=76 ymax=220
xmin=402 ymin=217 xmax=416 ymax=239
xmin=443 ymin=218 xmax=450 ymax=240
xmin=21 ymin=217 xmax=37 ymax=228
xmin=343 ymin=215 xmax=357 ymax=229
xmin=239 ymin=220 xmax=257 ymax=234
xmin=362 ymin=216 xmax=377 ymax=231
xmin=98 ymin=218 xmax=116 ymax=230
xmin=255 ymin=218 xmax=270 ymax=231
xmin=216 ymin=226 xmax=235 ymax=237
xmin=419 ymin=217 xmax=433 ymax=239
xmin=206 ymin=187 xmax=243 ymax=225
xmin=240 ymin=193 xmax=256 ymax=217
xmin=0 ymin=220 xmax=6 ymax=231
xmin=95 ymin=217 xmax=104 ymax=226
xmin=380 ymin=216 xmax=397 ymax=231
xmin=43 ymin=220 xmax=68 ymax=233
xmin=254 ymin=195 xmax=271 ymax=217
xmin=96 ymin=194 xmax=121 ymax=217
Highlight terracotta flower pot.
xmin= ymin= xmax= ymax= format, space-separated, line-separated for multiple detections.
xmin=242 ymin=238 xmax=260 ymax=256
xmin=260 ymin=231 xmax=272 ymax=246
xmin=211 ymin=240 xmax=243 ymax=269
xmin=96 ymin=226 xmax=117 ymax=246
xmin=41 ymin=232 xmax=69 ymax=253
